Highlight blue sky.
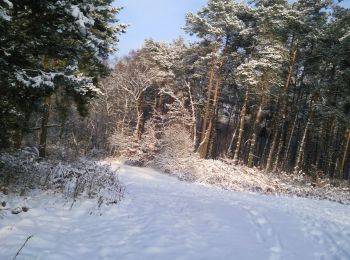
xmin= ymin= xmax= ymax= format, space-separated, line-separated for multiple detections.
xmin=114 ymin=0 xmax=207 ymax=57
xmin=114 ymin=0 xmax=350 ymax=57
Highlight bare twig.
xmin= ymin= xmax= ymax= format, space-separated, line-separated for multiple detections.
xmin=13 ymin=234 xmax=34 ymax=260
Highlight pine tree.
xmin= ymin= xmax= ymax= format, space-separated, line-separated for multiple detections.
xmin=185 ymin=0 xmax=251 ymax=158
xmin=0 ymin=0 xmax=126 ymax=153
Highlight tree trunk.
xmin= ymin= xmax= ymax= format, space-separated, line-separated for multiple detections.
xmin=266 ymin=127 xmax=279 ymax=172
xmin=187 ymin=82 xmax=198 ymax=149
xmin=248 ymin=99 xmax=264 ymax=168
xmin=267 ymin=38 xmax=298 ymax=170
xmin=315 ymin=121 xmax=326 ymax=169
xmin=208 ymin=113 xmax=218 ymax=159
xmin=294 ymin=105 xmax=314 ymax=173
xmin=248 ymin=75 xmax=267 ymax=168
xmin=340 ymin=129 xmax=350 ymax=179
xmin=39 ymin=96 xmax=51 ymax=157
xmin=273 ymin=126 xmax=287 ymax=172
xmin=135 ymin=91 xmax=144 ymax=140
xmin=198 ymin=57 xmax=224 ymax=159
xmin=233 ymin=89 xmax=249 ymax=164
xmin=227 ymin=122 xmax=239 ymax=157
xmin=326 ymin=119 xmax=337 ymax=177
xmin=200 ymin=45 xmax=218 ymax=143
xmin=281 ymin=112 xmax=298 ymax=170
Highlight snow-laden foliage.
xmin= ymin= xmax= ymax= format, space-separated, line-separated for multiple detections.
xmin=235 ymin=39 xmax=287 ymax=91
xmin=0 ymin=0 xmax=126 ymax=148
xmin=0 ymin=150 xmax=124 ymax=206
xmin=0 ymin=0 xmax=12 ymax=21
xmin=185 ymin=0 xmax=249 ymax=43
xmin=143 ymin=38 xmax=189 ymax=82
xmin=5 ymin=0 xmax=126 ymax=92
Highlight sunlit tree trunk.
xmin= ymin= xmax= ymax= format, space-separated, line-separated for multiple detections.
xmin=200 ymin=44 xmax=218 ymax=143
xmin=198 ymin=57 xmax=224 ymax=159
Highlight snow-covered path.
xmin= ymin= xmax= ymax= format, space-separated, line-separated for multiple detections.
xmin=1 ymin=164 xmax=350 ymax=260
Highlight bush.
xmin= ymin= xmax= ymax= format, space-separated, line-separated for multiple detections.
xmin=0 ymin=149 xmax=124 ymax=207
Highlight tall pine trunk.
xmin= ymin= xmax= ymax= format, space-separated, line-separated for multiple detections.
xmin=326 ymin=120 xmax=337 ymax=177
xmin=248 ymin=74 xmax=267 ymax=168
xmin=315 ymin=121 xmax=326 ymax=169
xmin=266 ymin=126 xmax=279 ymax=171
xmin=266 ymin=40 xmax=298 ymax=172
xmin=200 ymin=45 xmax=218 ymax=143
xmin=198 ymin=58 xmax=224 ymax=158
xmin=282 ymin=112 xmax=298 ymax=170
xmin=233 ymin=89 xmax=249 ymax=164
xmin=248 ymin=95 xmax=265 ymax=168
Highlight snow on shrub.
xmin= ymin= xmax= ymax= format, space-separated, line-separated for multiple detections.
xmin=0 ymin=149 xmax=124 ymax=207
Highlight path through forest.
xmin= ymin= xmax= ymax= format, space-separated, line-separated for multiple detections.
xmin=0 ymin=163 xmax=350 ymax=259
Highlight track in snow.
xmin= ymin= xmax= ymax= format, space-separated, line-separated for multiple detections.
xmin=0 ymin=163 xmax=349 ymax=260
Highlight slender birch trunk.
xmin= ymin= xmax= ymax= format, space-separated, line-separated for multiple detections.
xmin=294 ymin=105 xmax=314 ymax=173
xmin=227 ymin=123 xmax=239 ymax=156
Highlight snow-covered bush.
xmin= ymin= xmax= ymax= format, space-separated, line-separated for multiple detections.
xmin=0 ymin=149 xmax=124 ymax=207
xmin=109 ymin=116 xmax=163 ymax=166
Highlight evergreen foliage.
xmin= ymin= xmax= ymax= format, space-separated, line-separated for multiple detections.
xmin=0 ymin=0 xmax=126 ymax=148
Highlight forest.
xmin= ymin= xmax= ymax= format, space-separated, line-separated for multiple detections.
xmin=2 ymin=0 xmax=349 ymax=178
xmin=0 ymin=0 xmax=350 ymax=259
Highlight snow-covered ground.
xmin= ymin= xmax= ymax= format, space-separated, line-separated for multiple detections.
xmin=1 ymin=163 xmax=350 ymax=260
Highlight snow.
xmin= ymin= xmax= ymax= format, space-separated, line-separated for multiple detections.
xmin=68 ymin=5 xmax=94 ymax=35
xmin=340 ymin=31 xmax=350 ymax=42
xmin=0 ymin=10 xmax=11 ymax=21
xmin=3 ymin=0 xmax=13 ymax=8
xmin=1 ymin=163 xmax=350 ymax=259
